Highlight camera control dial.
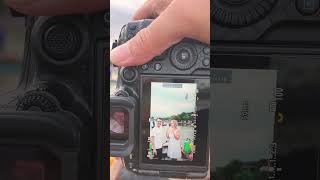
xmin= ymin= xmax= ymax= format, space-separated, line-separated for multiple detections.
xmin=170 ymin=43 xmax=198 ymax=70
xmin=213 ymin=0 xmax=277 ymax=26
xmin=120 ymin=68 xmax=138 ymax=83
xmin=43 ymin=24 xmax=81 ymax=61
xmin=16 ymin=91 xmax=61 ymax=112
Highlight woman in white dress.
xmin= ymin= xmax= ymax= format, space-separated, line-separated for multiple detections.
xmin=166 ymin=120 xmax=181 ymax=160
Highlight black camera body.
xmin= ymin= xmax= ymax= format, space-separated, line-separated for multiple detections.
xmin=212 ymin=0 xmax=320 ymax=180
xmin=0 ymin=11 xmax=108 ymax=180
xmin=213 ymin=0 xmax=320 ymax=42
xmin=110 ymin=20 xmax=210 ymax=178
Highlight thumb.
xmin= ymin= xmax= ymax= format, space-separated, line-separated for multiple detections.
xmin=111 ymin=3 xmax=189 ymax=67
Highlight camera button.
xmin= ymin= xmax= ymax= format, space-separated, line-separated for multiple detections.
xmin=203 ymin=47 xmax=210 ymax=55
xmin=129 ymin=24 xmax=137 ymax=31
xmin=170 ymin=43 xmax=197 ymax=70
xmin=203 ymin=58 xmax=210 ymax=66
xmin=128 ymin=33 xmax=134 ymax=40
xmin=43 ymin=24 xmax=81 ymax=61
xmin=178 ymin=49 xmax=191 ymax=62
xmin=122 ymin=68 xmax=137 ymax=82
xmin=141 ymin=64 xmax=149 ymax=70
xmin=154 ymin=63 xmax=162 ymax=71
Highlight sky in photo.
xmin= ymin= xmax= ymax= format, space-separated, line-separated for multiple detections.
xmin=150 ymin=82 xmax=197 ymax=118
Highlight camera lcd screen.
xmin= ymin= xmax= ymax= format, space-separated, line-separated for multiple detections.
xmin=140 ymin=76 xmax=209 ymax=166
xmin=212 ymin=54 xmax=320 ymax=180
xmin=148 ymin=82 xmax=197 ymax=161
xmin=211 ymin=68 xmax=277 ymax=180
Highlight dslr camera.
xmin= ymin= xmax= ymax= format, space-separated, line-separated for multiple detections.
xmin=0 ymin=10 xmax=108 ymax=180
xmin=110 ymin=20 xmax=210 ymax=178
xmin=212 ymin=0 xmax=320 ymax=180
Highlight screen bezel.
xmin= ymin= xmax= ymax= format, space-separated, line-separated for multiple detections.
xmin=139 ymin=75 xmax=209 ymax=168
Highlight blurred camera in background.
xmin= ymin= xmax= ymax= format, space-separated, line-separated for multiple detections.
xmin=0 ymin=7 xmax=25 ymax=94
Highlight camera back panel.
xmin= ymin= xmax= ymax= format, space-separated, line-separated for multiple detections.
xmin=213 ymin=0 xmax=320 ymax=43
xmin=112 ymin=20 xmax=210 ymax=178
xmin=116 ymin=20 xmax=210 ymax=80
xmin=212 ymin=0 xmax=320 ymax=179
xmin=0 ymin=11 xmax=108 ymax=180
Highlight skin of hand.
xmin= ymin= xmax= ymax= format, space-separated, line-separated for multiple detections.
xmin=110 ymin=0 xmax=210 ymax=67
xmin=110 ymin=157 xmax=124 ymax=180
xmin=5 ymin=0 xmax=108 ymax=16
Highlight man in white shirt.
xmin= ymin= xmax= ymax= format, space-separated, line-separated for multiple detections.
xmin=150 ymin=119 xmax=163 ymax=160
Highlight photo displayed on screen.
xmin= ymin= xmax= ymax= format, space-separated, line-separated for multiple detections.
xmin=147 ymin=82 xmax=198 ymax=161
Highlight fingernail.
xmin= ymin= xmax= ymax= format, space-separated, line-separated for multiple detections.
xmin=110 ymin=44 xmax=131 ymax=65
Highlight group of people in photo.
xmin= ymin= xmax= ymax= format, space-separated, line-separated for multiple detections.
xmin=149 ymin=118 xmax=194 ymax=161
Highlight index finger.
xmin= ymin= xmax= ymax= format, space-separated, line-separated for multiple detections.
xmin=132 ymin=0 xmax=173 ymax=20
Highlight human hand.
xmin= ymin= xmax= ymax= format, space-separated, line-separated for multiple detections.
xmin=153 ymin=149 xmax=157 ymax=155
xmin=5 ymin=0 xmax=107 ymax=16
xmin=111 ymin=0 xmax=210 ymax=67
xmin=110 ymin=157 xmax=124 ymax=180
